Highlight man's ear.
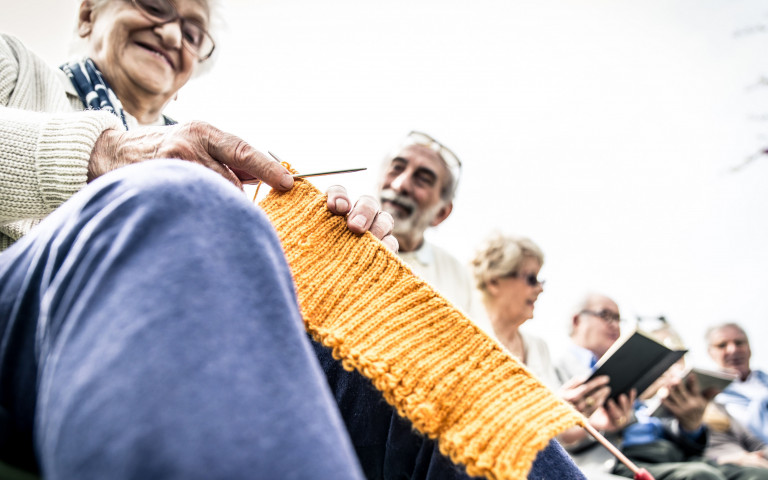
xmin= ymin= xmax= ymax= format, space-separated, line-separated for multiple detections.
xmin=78 ymin=0 xmax=95 ymax=38
xmin=429 ymin=201 xmax=453 ymax=227
xmin=571 ymin=314 xmax=581 ymax=334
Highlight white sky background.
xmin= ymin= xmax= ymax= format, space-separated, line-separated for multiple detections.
xmin=3 ymin=0 xmax=767 ymax=369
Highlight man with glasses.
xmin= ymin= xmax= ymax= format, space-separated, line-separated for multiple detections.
xmin=551 ymin=294 xmax=633 ymax=479
xmin=554 ymin=295 xmax=753 ymax=480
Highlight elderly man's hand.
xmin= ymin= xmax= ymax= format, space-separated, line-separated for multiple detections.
xmin=590 ymin=389 xmax=637 ymax=433
xmin=559 ymin=375 xmax=612 ymax=418
xmin=89 ymin=122 xmax=294 ymax=191
xmin=326 ymin=186 xmax=398 ymax=252
xmin=661 ymin=374 xmax=708 ymax=432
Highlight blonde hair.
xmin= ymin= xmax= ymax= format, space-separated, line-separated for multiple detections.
xmin=471 ymin=232 xmax=544 ymax=294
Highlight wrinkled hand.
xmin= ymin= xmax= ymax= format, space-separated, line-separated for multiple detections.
xmin=589 ymin=389 xmax=637 ymax=433
xmin=661 ymin=374 xmax=707 ymax=432
xmin=559 ymin=375 xmax=611 ymax=418
xmin=326 ymin=185 xmax=398 ymax=252
xmin=89 ymin=122 xmax=294 ymax=191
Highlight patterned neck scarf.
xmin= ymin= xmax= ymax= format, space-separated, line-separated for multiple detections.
xmin=60 ymin=58 xmax=176 ymax=129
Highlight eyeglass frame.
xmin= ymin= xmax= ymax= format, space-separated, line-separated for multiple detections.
xmin=130 ymin=0 xmax=216 ymax=61
xmin=580 ymin=309 xmax=622 ymax=324
xmin=402 ymin=131 xmax=462 ymax=192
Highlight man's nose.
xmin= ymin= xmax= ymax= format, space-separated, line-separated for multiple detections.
xmin=389 ymin=173 xmax=411 ymax=194
xmin=154 ymin=20 xmax=183 ymax=50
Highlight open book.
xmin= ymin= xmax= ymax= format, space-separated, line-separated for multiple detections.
xmin=682 ymin=367 xmax=738 ymax=395
xmin=586 ymin=329 xmax=687 ymax=401
xmin=648 ymin=367 xmax=738 ymax=417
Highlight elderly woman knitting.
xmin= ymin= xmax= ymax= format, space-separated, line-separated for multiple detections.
xmin=0 ymin=0 xmax=397 ymax=478
xmin=1 ymin=1 xmax=598 ymax=478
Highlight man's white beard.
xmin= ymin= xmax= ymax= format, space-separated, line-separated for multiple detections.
xmin=379 ymin=189 xmax=444 ymax=242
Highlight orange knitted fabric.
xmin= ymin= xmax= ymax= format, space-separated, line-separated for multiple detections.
xmin=259 ymin=178 xmax=586 ymax=480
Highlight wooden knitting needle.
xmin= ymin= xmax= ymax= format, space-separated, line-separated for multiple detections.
xmin=582 ymin=422 xmax=654 ymax=480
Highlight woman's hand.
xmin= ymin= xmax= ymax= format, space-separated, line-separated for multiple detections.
xmin=90 ymin=123 xmax=398 ymax=250
xmin=89 ymin=122 xmax=294 ymax=191
xmin=326 ymin=186 xmax=398 ymax=252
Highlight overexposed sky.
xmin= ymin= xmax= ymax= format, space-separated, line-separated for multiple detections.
xmin=3 ymin=0 xmax=767 ymax=369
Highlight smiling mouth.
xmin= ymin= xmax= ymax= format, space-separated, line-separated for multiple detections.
xmin=382 ymin=199 xmax=413 ymax=217
xmin=135 ymin=41 xmax=174 ymax=69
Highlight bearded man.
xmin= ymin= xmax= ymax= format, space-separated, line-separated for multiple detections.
xmin=377 ymin=131 xmax=482 ymax=319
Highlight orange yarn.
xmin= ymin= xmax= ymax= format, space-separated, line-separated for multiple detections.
xmin=260 ymin=175 xmax=585 ymax=480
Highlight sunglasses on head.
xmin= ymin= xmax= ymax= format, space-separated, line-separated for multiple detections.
xmin=404 ymin=131 xmax=462 ymax=179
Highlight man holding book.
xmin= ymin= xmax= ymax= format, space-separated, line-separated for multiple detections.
xmin=552 ymin=293 xmax=637 ymax=479
xmin=554 ymin=294 xmax=768 ymax=480
xmin=708 ymin=323 xmax=768 ymax=445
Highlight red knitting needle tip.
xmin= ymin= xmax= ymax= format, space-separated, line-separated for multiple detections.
xmin=582 ymin=423 xmax=655 ymax=480
xmin=634 ymin=468 xmax=654 ymax=480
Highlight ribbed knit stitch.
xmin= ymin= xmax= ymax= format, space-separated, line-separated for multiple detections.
xmin=260 ymin=178 xmax=587 ymax=480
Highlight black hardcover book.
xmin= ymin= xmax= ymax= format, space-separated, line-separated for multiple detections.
xmin=587 ymin=330 xmax=687 ymax=401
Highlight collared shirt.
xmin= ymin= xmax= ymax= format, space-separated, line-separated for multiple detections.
xmin=716 ymin=369 xmax=768 ymax=444
xmin=571 ymin=342 xmax=600 ymax=370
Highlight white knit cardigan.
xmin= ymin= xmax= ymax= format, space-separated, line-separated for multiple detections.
xmin=0 ymin=33 xmax=124 ymax=251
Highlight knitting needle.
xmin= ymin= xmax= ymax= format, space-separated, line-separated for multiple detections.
xmin=242 ymin=151 xmax=367 ymax=185
xmin=242 ymin=168 xmax=367 ymax=185
xmin=583 ymin=423 xmax=654 ymax=480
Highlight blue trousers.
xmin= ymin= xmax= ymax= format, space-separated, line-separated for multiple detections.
xmin=0 ymin=161 xmax=364 ymax=479
xmin=0 ymin=159 xmax=585 ymax=480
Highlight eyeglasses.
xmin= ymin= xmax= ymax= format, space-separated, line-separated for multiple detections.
xmin=404 ymin=131 xmax=462 ymax=180
xmin=505 ymin=272 xmax=545 ymax=288
xmin=131 ymin=0 xmax=216 ymax=61
xmin=581 ymin=310 xmax=621 ymax=324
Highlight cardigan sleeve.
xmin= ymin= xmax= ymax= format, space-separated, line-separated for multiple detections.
xmin=0 ymin=33 xmax=124 ymax=224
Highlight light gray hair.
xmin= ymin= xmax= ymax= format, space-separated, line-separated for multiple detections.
xmin=705 ymin=322 xmax=748 ymax=345
xmin=379 ymin=133 xmax=461 ymax=203
xmin=471 ymin=232 xmax=544 ymax=294
xmin=567 ymin=292 xmax=617 ymax=336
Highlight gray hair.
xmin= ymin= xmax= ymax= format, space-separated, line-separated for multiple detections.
xmin=567 ymin=292 xmax=617 ymax=336
xmin=471 ymin=232 xmax=544 ymax=294
xmin=380 ymin=132 xmax=461 ymax=203
xmin=705 ymin=322 xmax=748 ymax=345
